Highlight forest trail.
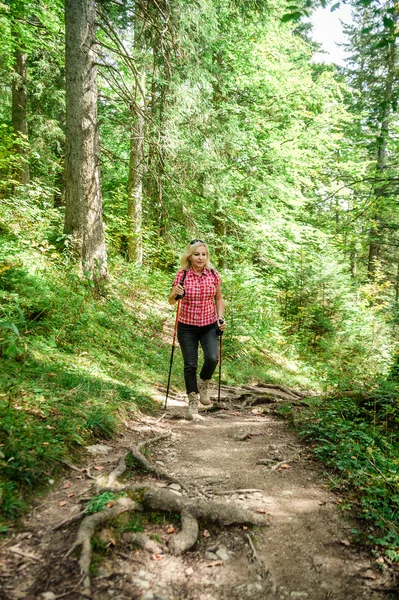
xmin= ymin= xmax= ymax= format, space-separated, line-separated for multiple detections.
xmin=0 ymin=385 xmax=393 ymax=600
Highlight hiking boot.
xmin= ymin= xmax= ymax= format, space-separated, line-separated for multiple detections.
xmin=187 ymin=392 xmax=204 ymax=421
xmin=198 ymin=379 xmax=212 ymax=405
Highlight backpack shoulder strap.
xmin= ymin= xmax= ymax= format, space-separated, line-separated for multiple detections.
xmin=180 ymin=269 xmax=187 ymax=284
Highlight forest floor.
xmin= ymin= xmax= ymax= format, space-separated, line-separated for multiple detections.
xmin=0 ymin=384 xmax=396 ymax=600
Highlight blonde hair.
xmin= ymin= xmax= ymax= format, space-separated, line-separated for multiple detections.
xmin=180 ymin=240 xmax=214 ymax=271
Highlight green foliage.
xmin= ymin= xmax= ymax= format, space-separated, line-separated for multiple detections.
xmin=85 ymin=492 xmax=120 ymax=515
xmin=122 ymin=514 xmax=145 ymax=533
xmin=85 ymin=406 xmax=117 ymax=440
xmin=292 ymin=394 xmax=399 ymax=556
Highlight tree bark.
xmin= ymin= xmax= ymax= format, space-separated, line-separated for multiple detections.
xmin=367 ymin=34 xmax=396 ymax=279
xmin=127 ymin=73 xmax=145 ymax=264
xmin=12 ymin=46 xmax=30 ymax=186
xmin=64 ymin=0 xmax=107 ymax=278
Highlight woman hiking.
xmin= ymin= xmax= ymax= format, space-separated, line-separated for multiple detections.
xmin=169 ymin=240 xmax=226 ymax=420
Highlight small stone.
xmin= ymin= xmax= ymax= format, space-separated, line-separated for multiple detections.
xmin=138 ymin=570 xmax=147 ymax=578
xmin=185 ymin=567 xmax=194 ymax=575
xmin=86 ymin=444 xmax=112 ymax=454
xmin=313 ymin=555 xmax=323 ymax=569
xmin=281 ymin=491 xmax=294 ymax=496
xmin=133 ymin=579 xmax=151 ymax=590
xmin=97 ymin=567 xmax=112 ymax=578
xmin=290 ymin=593 xmax=309 ymax=598
xmin=168 ymin=483 xmax=181 ymax=491
xmin=154 ymin=594 xmax=169 ymax=600
xmin=255 ymin=583 xmax=263 ymax=591
xmin=155 ymin=461 xmax=165 ymax=466
xmin=320 ymin=582 xmax=330 ymax=591
xmin=48 ymin=479 xmax=54 ymax=485
xmin=169 ymin=489 xmax=182 ymax=496
xmin=215 ymin=547 xmax=229 ymax=561
xmin=41 ymin=593 xmax=57 ymax=600
xmin=205 ymin=551 xmax=218 ymax=560
xmin=144 ymin=593 xmax=154 ymax=600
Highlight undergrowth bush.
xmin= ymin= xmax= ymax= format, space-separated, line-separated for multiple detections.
xmin=289 ymin=394 xmax=399 ymax=560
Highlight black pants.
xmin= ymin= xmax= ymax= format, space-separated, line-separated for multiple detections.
xmin=177 ymin=321 xmax=219 ymax=394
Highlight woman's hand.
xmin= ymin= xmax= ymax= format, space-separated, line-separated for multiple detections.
xmin=217 ymin=317 xmax=226 ymax=331
xmin=172 ymin=284 xmax=185 ymax=298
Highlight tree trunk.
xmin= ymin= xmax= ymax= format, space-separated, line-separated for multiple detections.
xmin=64 ymin=0 xmax=107 ymax=278
xmin=127 ymin=73 xmax=146 ymax=264
xmin=147 ymin=48 xmax=167 ymax=239
xmin=367 ymin=36 xmax=396 ymax=279
xmin=12 ymin=47 xmax=30 ymax=186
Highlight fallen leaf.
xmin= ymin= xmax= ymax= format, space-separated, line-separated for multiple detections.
xmin=152 ymin=553 xmax=164 ymax=561
xmin=93 ymin=466 xmax=105 ymax=471
xmin=202 ymin=529 xmax=211 ymax=537
xmin=280 ymin=464 xmax=290 ymax=469
xmin=63 ymin=481 xmax=71 ymax=489
xmin=67 ymin=493 xmax=75 ymax=498
xmin=256 ymin=509 xmax=268 ymax=514
xmin=319 ymin=501 xmax=327 ymax=506
xmin=106 ymin=501 xmax=115 ymax=508
xmin=340 ymin=539 xmax=350 ymax=546
xmin=59 ymin=501 xmax=67 ymax=507
xmin=242 ymin=525 xmax=248 ymax=530
xmin=167 ymin=526 xmax=175 ymax=534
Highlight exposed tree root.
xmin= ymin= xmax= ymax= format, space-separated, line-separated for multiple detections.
xmin=168 ymin=508 xmax=199 ymax=555
xmin=66 ymin=497 xmax=137 ymax=596
xmin=243 ymin=383 xmax=302 ymax=399
xmin=94 ymin=432 xmax=190 ymax=494
xmin=143 ymin=487 xmax=269 ymax=528
xmin=123 ymin=532 xmax=164 ymax=554
xmin=211 ymin=488 xmax=264 ymax=495
xmin=129 ymin=442 xmax=190 ymax=494
xmin=245 ymin=531 xmax=268 ymax=576
xmin=67 ymin=432 xmax=270 ymax=595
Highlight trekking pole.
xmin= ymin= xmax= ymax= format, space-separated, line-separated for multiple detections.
xmin=218 ymin=334 xmax=223 ymax=402
xmin=216 ymin=320 xmax=224 ymax=403
xmin=164 ymin=300 xmax=181 ymax=410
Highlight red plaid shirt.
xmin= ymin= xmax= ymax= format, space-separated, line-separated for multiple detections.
xmin=172 ymin=267 xmax=221 ymax=326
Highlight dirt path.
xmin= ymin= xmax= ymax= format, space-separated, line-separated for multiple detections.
xmin=0 ymin=386 xmax=393 ymax=600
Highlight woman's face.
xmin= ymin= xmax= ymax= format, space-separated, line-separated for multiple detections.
xmin=190 ymin=245 xmax=207 ymax=271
